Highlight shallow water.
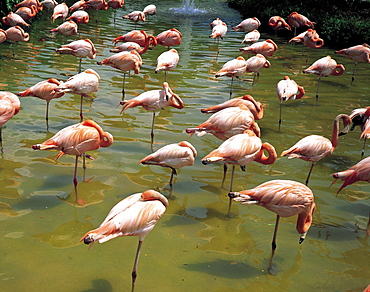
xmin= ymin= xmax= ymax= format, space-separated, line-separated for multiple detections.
xmin=0 ymin=0 xmax=369 ymax=291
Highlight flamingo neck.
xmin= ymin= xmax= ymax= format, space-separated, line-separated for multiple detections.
xmin=296 ymin=202 xmax=315 ymax=234
xmin=331 ymin=114 xmax=351 ymax=149
xmin=254 ymin=143 xmax=277 ymax=165
xmin=331 ymin=65 xmax=345 ymax=76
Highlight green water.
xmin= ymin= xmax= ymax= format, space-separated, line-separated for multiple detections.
xmin=0 ymin=0 xmax=369 ymax=291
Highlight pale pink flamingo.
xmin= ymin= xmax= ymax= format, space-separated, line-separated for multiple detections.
xmin=123 ymin=10 xmax=145 ymax=28
xmin=287 ymin=12 xmax=315 ymax=36
xmin=202 ymin=130 xmax=277 ymax=214
xmin=56 ymin=38 xmax=96 ymax=72
xmin=276 ymin=76 xmax=305 ymax=129
xmin=66 ymin=10 xmax=90 ymax=24
xmin=201 ymin=94 xmax=264 ymax=120
xmin=97 ymin=50 xmax=142 ymax=100
xmin=268 ymin=16 xmax=291 ymax=35
xmin=0 ymin=29 xmax=6 ymax=43
xmin=110 ymin=31 xmax=156 ymax=55
xmin=232 ymin=17 xmax=260 ymax=32
xmin=289 ymin=29 xmax=324 ymax=62
xmin=51 ymin=3 xmax=68 ymax=22
xmin=335 ymin=44 xmax=370 ymax=83
xmin=239 ymin=39 xmax=278 ymax=57
xmin=186 ymin=104 xmax=261 ymax=140
xmin=14 ymin=0 xmax=43 ymax=11
xmin=331 ymin=156 xmax=370 ymax=194
xmin=69 ymin=0 xmax=87 ymax=13
xmin=139 ymin=141 xmax=197 ymax=187
xmin=41 ymin=0 xmax=58 ymax=10
xmin=0 ymin=91 xmax=21 ymax=148
xmin=245 ymin=54 xmax=271 ymax=84
xmin=241 ymin=29 xmax=260 ymax=44
xmin=303 ymin=55 xmax=345 ymax=100
xmin=54 ymin=68 xmax=100 ymax=120
xmin=81 ymin=189 xmax=167 ymax=291
xmin=5 ymin=26 xmax=30 ymax=56
xmin=120 ymin=82 xmax=184 ymax=144
xmin=32 ymin=120 xmax=113 ymax=188
xmin=143 ymin=4 xmax=156 ymax=16
xmin=112 ymin=30 xmax=157 ymax=48
xmin=281 ymin=113 xmax=352 ymax=185
xmin=49 ymin=20 xmax=78 ymax=36
xmin=229 ymin=179 xmax=315 ymax=251
xmin=156 ymin=28 xmax=182 ymax=49
xmin=18 ymin=78 xmax=65 ymax=129
xmin=155 ymin=48 xmax=179 ymax=81
xmin=2 ymin=11 xmax=30 ymax=27
xmin=210 ymin=18 xmax=223 ymax=29
xmin=215 ymin=56 xmax=247 ymax=98
xmin=107 ymin=0 xmax=124 ymax=22
xmin=15 ymin=5 xmax=38 ymax=21
xmin=209 ymin=22 xmax=227 ymax=39
xmin=83 ymin=0 xmax=108 ymax=22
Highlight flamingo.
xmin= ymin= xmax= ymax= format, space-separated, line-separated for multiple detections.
xmin=156 ymin=28 xmax=182 ymax=49
xmin=200 ymin=94 xmax=264 ymax=120
xmin=303 ymin=55 xmax=345 ymax=101
xmin=82 ymin=0 xmax=108 ymax=22
xmin=97 ymin=50 xmax=142 ymax=100
xmin=239 ymin=39 xmax=278 ymax=57
xmin=229 ymin=179 xmax=315 ymax=251
xmin=210 ymin=18 xmax=223 ymax=29
xmin=335 ymin=44 xmax=370 ymax=83
xmin=49 ymin=20 xmax=78 ymax=36
xmin=232 ymin=17 xmax=260 ymax=32
xmin=41 ymin=0 xmax=58 ymax=10
xmin=0 ymin=29 xmax=6 ymax=43
xmin=281 ymin=113 xmax=352 ymax=185
xmin=69 ymin=0 xmax=86 ymax=13
xmin=139 ymin=141 xmax=197 ymax=187
xmin=143 ymin=4 xmax=156 ymax=16
xmin=17 ymin=78 xmax=65 ymax=129
xmin=289 ymin=29 xmax=324 ymax=49
xmin=268 ymin=16 xmax=291 ymax=35
xmin=112 ymin=30 xmax=157 ymax=48
xmin=2 ymin=12 xmax=30 ymax=27
xmin=54 ymin=68 xmax=100 ymax=121
xmin=287 ymin=12 xmax=315 ymax=36
xmin=120 ymin=82 xmax=184 ymax=144
xmin=209 ymin=22 xmax=227 ymax=40
xmin=80 ymin=189 xmax=168 ymax=292
xmin=56 ymin=38 xmax=96 ymax=72
xmin=51 ymin=3 xmax=68 ymax=22
xmin=66 ymin=10 xmax=90 ymax=24
xmin=245 ymin=54 xmax=271 ymax=84
xmin=5 ymin=26 xmax=30 ymax=56
xmin=32 ymin=119 xmax=113 ymax=188
xmin=0 ymin=91 xmax=21 ymax=147
xmin=331 ymin=156 xmax=370 ymax=194
xmin=215 ymin=56 xmax=247 ymax=98
xmin=123 ymin=11 xmax=145 ymax=28
xmin=186 ymin=104 xmax=261 ymax=140
xmin=276 ymin=76 xmax=305 ymax=130
xmin=241 ymin=29 xmax=260 ymax=44
xmin=15 ymin=5 xmax=38 ymax=21
xmin=110 ymin=30 xmax=156 ymax=55
xmin=107 ymin=0 xmax=124 ymax=23
xmin=14 ymin=0 xmax=43 ymax=11
xmin=155 ymin=49 xmax=179 ymax=81
xmin=202 ymin=130 xmax=277 ymax=214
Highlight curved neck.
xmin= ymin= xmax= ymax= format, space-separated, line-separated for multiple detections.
xmin=296 ymin=86 xmax=305 ymax=99
xmin=331 ymin=65 xmax=345 ymax=76
xmin=138 ymin=31 xmax=150 ymax=55
xmin=254 ymin=142 xmax=277 ymax=165
xmin=243 ymin=95 xmax=263 ymax=119
xmin=296 ymin=202 xmax=315 ymax=234
xmin=331 ymin=114 xmax=351 ymax=148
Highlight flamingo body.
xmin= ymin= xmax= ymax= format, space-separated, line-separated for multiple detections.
xmin=143 ymin=4 xmax=156 ymax=15
xmin=123 ymin=11 xmax=145 ymax=23
xmin=335 ymin=44 xmax=370 ymax=63
xmin=276 ymin=76 xmax=305 ymax=102
xmin=0 ymin=29 xmax=6 ymax=43
xmin=0 ymin=91 xmax=21 ymax=141
xmin=51 ymin=3 xmax=68 ymax=22
xmin=5 ymin=26 xmax=29 ymax=42
xmin=288 ymin=12 xmax=315 ymax=30
xmin=41 ymin=0 xmax=58 ymax=10
xmin=155 ymin=49 xmax=179 ymax=73
xmin=67 ymin=10 xmax=90 ymax=24
xmin=245 ymin=54 xmax=271 ymax=74
xmin=18 ymin=78 xmax=65 ymax=103
xmin=215 ymin=56 xmax=247 ymax=78
xmin=56 ymin=39 xmax=96 ymax=59
xmin=232 ymin=17 xmax=260 ymax=32
xmin=107 ymin=0 xmax=124 ymax=9
xmin=241 ymin=30 xmax=260 ymax=44
xmin=289 ymin=29 xmax=324 ymax=49
xmin=303 ymin=55 xmax=345 ymax=77
xmin=239 ymin=39 xmax=278 ymax=57
xmin=269 ymin=16 xmax=291 ymax=32
xmin=50 ymin=20 xmax=78 ymax=36
xmin=210 ymin=22 xmax=227 ymax=39
xmin=112 ymin=30 xmax=156 ymax=48
xmin=156 ymin=28 xmax=182 ymax=48
xmin=2 ymin=12 xmax=30 ymax=27
xmin=15 ymin=5 xmax=38 ymax=21
xmin=97 ymin=50 xmax=142 ymax=74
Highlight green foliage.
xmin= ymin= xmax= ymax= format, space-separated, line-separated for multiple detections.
xmin=0 ymin=0 xmax=19 ymax=19
xmin=227 ymin=0 xmax=370 ymax=48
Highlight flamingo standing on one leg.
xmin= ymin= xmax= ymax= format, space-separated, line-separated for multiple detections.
xmin=80 ymin=189 xmax=168 ymax=292
xmin=17 ymin=78 xmax=65 ymax=130
xmin=331 ymin=156 xmax=370 ymax=194
xmin=51 ymin=2 xmax=68 ymax=22
xmin=54 ymin=69 xmax=100 ymax=121
xmin=244 ymin=54 xmax=271 ymax=85
xmin=49 ymin=20 xmax=78 ymax=37
xmin=56 ymin=39 xmax=96 ymax=73
xmin=209 ymin=21 xmax=227 ymax=52
xmin=139 ymin=141 xmax=197 ymax=188
xmin=335 ymin=44 xmax=370 ymax=84
xmin=241 ymin=29 xmax=260 ymax=44
xmin=229 ymin=179 xmax=315 ymax=252
xmin=120 ymin=82 xmax=184 ymax=145
xmin=107 ymin=0 xmax=124 ymax=23
xmin=281 ymin=113 xmax=352 ymax=185
xmin=202 ymin=130 xmax=277 ymax=215
xmin=2 ymin=11 xmax=30 ymax=27
xmin=215 ymin=56 xmax=247 ymax=99
xmin=97 ymin=50 xmax=142 ymax=100
xmin=232 ymin=17 xmax=260 ymax=32
xmin=289 ymin=29 xmax=324 ymax=62
xmin=0 ymin=91 xmax=21 ymax=150
xmin=123 ymin=10 xmax=145 ymax=29
xmin=155 ymin=49 xmax=179 ymax=82
xmin=239 ymin=39 xmax=278 ymax=57
xmin=32 ymin=120 xmax=113 ymax=189
xmin=268 ymin=16 xmax=291 ymax=36
xmin=66 ymin=10 xmax=90 ymax=25
xmin=287 ymin=12 xmax=315 ymax=36
xmin=276 ymin=76 xmax=305 ymax=130
xmin=143 ymin=4 xmax=156 ymax=17
xmin=303 ymin=55 xmax=345 ymax=101
xmin=4 ymin=26 xmax=30 ymax=56
xmin=156 ymin=28 xmax=182 ymax=49
xmin=111 ymin=30 xmax=157 ymax=54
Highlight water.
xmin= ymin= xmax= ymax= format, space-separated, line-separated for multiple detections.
xmin=0 ymin=0 xmax=369 ymax=291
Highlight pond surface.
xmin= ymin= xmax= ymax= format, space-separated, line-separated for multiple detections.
xmin=0 ymin=0 xmax=369 ymax=291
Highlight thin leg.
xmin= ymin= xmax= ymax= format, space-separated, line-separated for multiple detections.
xmin=131 ymin=240 xmax=143 ymax=292
xmin=78 ymin=58 xmax=82 ymax=73
xmin=305 ymin=162 xmax=315 ymax=186
xmin=227 ymin=165 xmax=235 ymax=216
xmin=278 ymin=101 xmax=282 ymax=131
xmin=272 ymin=215 xmax=280 ymax=251
xmin=0 ymin=127 xmax=3 ymax=153
xmin=351 ymin=62 xmax=357 ymax=85
xmin=46 ymin=101 xmax=50 ymax=131
xmin=122 ymin=72 xmax=126 ymax=100
xmin=169 ymin=167 xmax=177 ymax=187
xmin=164 ymin=71 xmax=167 ymax=82
xmin=150 ymin=112 xmax=155 ymax=146
xmin=361 ymin=137 xmax=367 ymax=159
xmin=315 ymin=77 xmax=321 ymax=102
xmin=229 ymin=76 xmax=234 ymax=99
xmin=221 ymin=163 xmax=228 ymax=188
xmin=79 ymin=94 xmax=84 ymax=122
xmin=82 ymin=155 xmax=86 ymax=181
xmin=73 ymin=155 xmax=79 ymax=189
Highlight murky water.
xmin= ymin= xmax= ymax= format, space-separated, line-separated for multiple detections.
xmin=1 ymin=0 xmax=369 ymax=291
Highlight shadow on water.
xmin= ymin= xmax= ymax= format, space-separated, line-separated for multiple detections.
xmin=82 ymin=279 xmax=113 ymax=292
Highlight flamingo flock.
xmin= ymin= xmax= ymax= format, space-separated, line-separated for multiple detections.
xmin=0 ymin=1 xmax=369 ymax=291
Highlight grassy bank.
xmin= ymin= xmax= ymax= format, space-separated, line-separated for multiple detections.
xmin=227 ymin=0 xmax=370 ymax=48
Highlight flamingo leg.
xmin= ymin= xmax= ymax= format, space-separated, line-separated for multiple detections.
xmin=315 ymin=77 xmax=321 ymax=102
xmin=164 ymin=71 xmax=167 ymax=82
xmin=150 ymin=111 xmax=156 ymax=146
xmin=131 ymin=240 xmax=143 ymax=292
xmin=78 ymin=58 xmax=82 ymax=73
xmin=271 ymin=214 xmax=280 ymax=251
xmin=0 ymin=127 xmax=3 ymax=153
xmin=79 ymin=94 xmax=84 ymax=122
xmin=227 ymin=165 xmax=235 ymax=216
xmin=169 ymin=167 xmax=177 ymax=187
xmin=278 ymin=101 xmax=282 ymax=131
xmin=73 ymin=155 xmax=79 ymax=189
xmin=221 ymin=163 xmax=228 ymax=188
xmin=305 ymin=162 xmax=315 ymax=186
xmin=351 ymin=62 xmax=358 ymax=84
xmin=82 ymin=155 xmax=86 ymax=181
xmin=361 ymin=137 xmax=367 ymax=159
xmin=122 ymin=72 xmax=126 ymax=100
xmin=46 ymin=101 xmax=50 ymax=131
